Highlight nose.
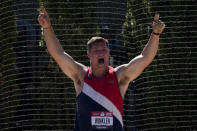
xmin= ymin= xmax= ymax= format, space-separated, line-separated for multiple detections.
xmin=97 ymin=50 xmax=106 ymax=56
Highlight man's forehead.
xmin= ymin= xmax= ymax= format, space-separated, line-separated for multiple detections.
xmin=92 ymin=42 xmax=107 ymax=47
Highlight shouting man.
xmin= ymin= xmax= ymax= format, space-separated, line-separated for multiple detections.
xmin=38 ymin=6 xmax=165 ymax=131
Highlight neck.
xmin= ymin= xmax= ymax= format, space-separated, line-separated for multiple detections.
xmin=90 ymin=66 xmax=109 ymax=78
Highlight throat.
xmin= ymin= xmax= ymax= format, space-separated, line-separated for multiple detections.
xmin=90 ymin=66 xmax=109 ymax=78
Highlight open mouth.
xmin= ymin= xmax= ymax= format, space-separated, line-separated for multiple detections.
xmin=98 ymin=58 xmax=104 ymax=64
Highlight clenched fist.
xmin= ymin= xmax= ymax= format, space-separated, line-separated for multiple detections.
xmin=38 ymin=6 xmax=51 ymax=29
xmin=152 ymin=13 xmax=165 ymax=35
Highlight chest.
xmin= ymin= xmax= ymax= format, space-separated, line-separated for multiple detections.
xmin=85 ymin=73 xmax=118 ymax=97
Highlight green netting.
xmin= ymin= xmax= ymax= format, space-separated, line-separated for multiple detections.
xmin=0 ymin=0 xmax=196 ymax=130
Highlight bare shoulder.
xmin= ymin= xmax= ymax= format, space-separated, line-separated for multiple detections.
xmin=114 ymin=64 xmax=131 ymax=99
xmin=74 ymin=62 xmax=88 ymax=82
xmin=114 ymin=64 xmax=130 ymax=85
xmin=72 ymin=62 xmax=88 ymax=96
xmin=115 ymin=55 xmax=145 ymax=84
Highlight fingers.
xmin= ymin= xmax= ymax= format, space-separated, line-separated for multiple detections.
xmin=152 ymin=13 xmax=165 ymax=34
xmin=38 ymin=13 xmax=44 ymax=21
xmin=38 ymin=12 xmax=46 ymax=25
xmin=154 ymin=13 xmax=160 ymax=21
xmin=158 ymin=21 xmax=165 ymax=30
xmin=38 ymin=7 xmax=51 ymax=28
xmin=38 ymin=15 xmax=44 ymax=24
xmin=40 ymin=6 xmax=48 ymax=16
xmin=38 ymin=6 xmax=48 ymax=23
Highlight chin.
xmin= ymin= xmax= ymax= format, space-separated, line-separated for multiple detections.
xmin=97 ymin=63 xmax=108 ymax=69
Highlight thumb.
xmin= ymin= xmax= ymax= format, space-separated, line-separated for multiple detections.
xmin=154 ymin=13 xmax=160 ymax=22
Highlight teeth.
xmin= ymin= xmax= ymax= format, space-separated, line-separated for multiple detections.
xmin=98 ymin=58 xmax=104 ymax=64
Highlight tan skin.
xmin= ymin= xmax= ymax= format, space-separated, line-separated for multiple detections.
xmin=38 ymin=6 xmax=165 ymax=99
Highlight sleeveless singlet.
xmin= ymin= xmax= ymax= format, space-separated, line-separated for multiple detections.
xmin=74 ymin=66 xmax=124 ymax=131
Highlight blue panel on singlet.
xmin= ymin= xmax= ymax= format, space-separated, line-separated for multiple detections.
xmin=74 ymin=92 xmax=124 ymax=131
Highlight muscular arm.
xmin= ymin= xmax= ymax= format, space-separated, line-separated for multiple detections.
xmin=117 ymin=33 xmax=159 ymax=81
xmin=44 ymin=27 xmax=85 ymax=79
xmin=116 ymin=14 xmax=165 ymax=98
xmin=38 ymin=7 xmax=86 ymax=87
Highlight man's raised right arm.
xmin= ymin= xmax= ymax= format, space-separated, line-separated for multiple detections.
xmin=38 ymin=6 xmax=86 ymax=81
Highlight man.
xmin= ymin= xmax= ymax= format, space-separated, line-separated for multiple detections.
xmin=38 ymin=6 xmax=165 ymax=131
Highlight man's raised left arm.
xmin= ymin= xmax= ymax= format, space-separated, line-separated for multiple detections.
xmin=116 ymin=14 xmax=165 ymax=97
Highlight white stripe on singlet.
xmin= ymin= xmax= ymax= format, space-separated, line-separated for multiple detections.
xmin=82 ymin=82 xmax=123 ymax=127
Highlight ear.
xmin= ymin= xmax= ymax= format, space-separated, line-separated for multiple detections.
xmin=87 ymin=50 xmax=90 ymax=58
